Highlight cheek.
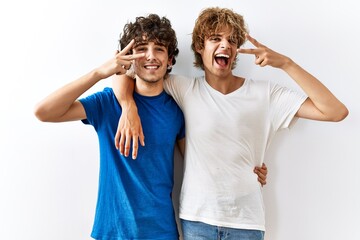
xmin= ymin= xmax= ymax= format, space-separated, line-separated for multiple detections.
xmin=133 ymin=62 xmax=142 ymax=72
xmin=203 ymin=52 xmax=213 ymax=62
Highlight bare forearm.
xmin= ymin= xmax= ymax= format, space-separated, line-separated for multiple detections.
xmin=34 ymin=69 xmax=102 ymax=121
xmin=282 ymin=59 xmax=348 ymax=121
xmin=113 ymin=74 xmax=145 ymax=156
xmin=112 ymin=74 xmax=136 ymax=108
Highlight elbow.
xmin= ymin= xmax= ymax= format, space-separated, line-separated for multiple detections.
xmin=331 ymin=105 xmax=349 ymax=122
xmin=33 ymin=104 xmax=50 ymax=122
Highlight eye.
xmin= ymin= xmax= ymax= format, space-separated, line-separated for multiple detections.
xmin=229 ymin=39 xmax=238 ymax=45
xmin=134 ymin=46 xmax=146 ymax=52
xmin=209 ymin=36 xmax=221 ymax=41
xmin=155 ymin=47 xmax=165 ymax=52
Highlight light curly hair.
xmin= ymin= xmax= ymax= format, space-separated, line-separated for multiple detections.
xmin=192 ymin=7 xmax=248 ymax=70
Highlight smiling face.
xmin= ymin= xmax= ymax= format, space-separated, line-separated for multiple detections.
xmin=119 ymin=14 xmax=179 ymax=79
xmin=132 ymin=41 xmax=172 ymax=84
xmin=197 ymin=27 xmax=238 ymax=77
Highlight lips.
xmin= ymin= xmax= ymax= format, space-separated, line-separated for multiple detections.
xmin=215 ymin=53 xmax=229 ymax=67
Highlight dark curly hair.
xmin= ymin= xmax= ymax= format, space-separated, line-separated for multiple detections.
xmin=119 ymin=14 xmax=179 ymax=74
xmin=192 ymin=7 xmax=248 ymax=70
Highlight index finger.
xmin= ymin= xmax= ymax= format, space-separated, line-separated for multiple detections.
xmin=245 ymin=34 xmax=263 ymax=48
xmin=237 ymin=47 xmax=260 ymax=55
xmin=117 ymin=51 xmax=145 ymax=61
xmin=126 ymin=52 xmax=146 ymax=61
xmin=119 ymin=39 xmax=135 ymax=55
xmin=132 ymin=134 xmax=139 ymax=160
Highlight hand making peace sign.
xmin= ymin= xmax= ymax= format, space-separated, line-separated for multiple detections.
xmin=237 ymin=34 xmax=291 ymax=69
xmin=97 ymin=39 xmax=145 ymax=79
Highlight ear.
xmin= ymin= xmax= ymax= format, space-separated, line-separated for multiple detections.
xmin=168 ymin=56 xmax=173 ymax=65
xmin=195 ymin=47 xmax=203 ymax=54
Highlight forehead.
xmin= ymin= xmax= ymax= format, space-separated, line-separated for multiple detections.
xmin=133 ymin=40 xmax=166 ymax=48
xmin=133 ymin=34 xmax=166 ymax=46
xmin=209 ymin=25 xmax=233 ymax=36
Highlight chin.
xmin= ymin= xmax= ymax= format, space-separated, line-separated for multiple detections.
xmin=143 ymin=78 xmax=161 ymax=83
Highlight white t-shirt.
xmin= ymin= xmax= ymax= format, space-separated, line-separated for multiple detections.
xmin=164 ymin=75 xmax=307 ymax=231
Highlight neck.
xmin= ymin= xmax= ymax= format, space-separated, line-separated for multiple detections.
xmin=204 ymin=71 xmax=244 ymax=94
xmin=134 ymin=77 xmax=164 ymax=96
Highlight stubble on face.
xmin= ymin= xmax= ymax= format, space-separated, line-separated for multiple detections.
xmin=132 ymin=41 xmax=170 ymax=93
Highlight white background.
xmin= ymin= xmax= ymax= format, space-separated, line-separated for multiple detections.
xmin=1 ymin=0 xmax=359 ymax=239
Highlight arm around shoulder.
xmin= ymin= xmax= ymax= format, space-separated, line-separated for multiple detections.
xmin=177 ymin=138 xmax=185 ymax=158
xmin=112 ymin=74 xmax=145 ymax=158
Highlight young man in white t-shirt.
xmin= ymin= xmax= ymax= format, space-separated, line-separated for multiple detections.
xmin=113 ymin=7 xmax=348 ymax=240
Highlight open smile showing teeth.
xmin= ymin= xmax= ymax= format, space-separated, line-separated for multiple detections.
xmin=144 ymin=65 xmax=159 ymax=69
xmin=215 ymin=54 xmax=230 ymax=66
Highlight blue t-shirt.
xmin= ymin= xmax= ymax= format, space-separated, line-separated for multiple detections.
xmin=79 ymin=88 xmax=185 ymax=240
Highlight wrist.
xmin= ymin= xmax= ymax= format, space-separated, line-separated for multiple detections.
xmin=125 ymin=65 xmax=136 ymax=79
xmin=280 ymin=57 xmax=295 ymax=71
xmin=90 ymin=68 xmax=107 ymax=81
xmin=122 ymin=98 xmax=137 ymax=111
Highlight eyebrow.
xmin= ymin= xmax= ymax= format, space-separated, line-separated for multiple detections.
xmin=133 ymin=42 xmax=147 ymax=48
xmin=134 ymin=41 xmax=167 ymax=48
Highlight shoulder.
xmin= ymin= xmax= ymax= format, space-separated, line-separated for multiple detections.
xmin=166 ymin=74 xmax=194 ymax=84
xmin=80 ymin=87 xmax=115 ymax=106
xmin=246 ymin=78 xmax=267 ymax=86
xmin=164 ymin=74 xmax=196 ymax=97
xmin=238 ymin=78 xmax=268 ymax=92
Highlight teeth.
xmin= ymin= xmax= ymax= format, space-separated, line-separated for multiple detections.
xmin=145 ymin=66 xmax=158 ymax=69
xmin=215 ymin=54 xmax=229 ymax=58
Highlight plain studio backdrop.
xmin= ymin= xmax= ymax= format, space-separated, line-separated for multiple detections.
xmin=1 ymin=0 xmax=359 ymax=239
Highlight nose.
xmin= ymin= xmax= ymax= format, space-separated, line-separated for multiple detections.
xmin=220 ymin=39 xmax=230 ymax=49
xmin=145 ymin=48 xmax=156 ymax=61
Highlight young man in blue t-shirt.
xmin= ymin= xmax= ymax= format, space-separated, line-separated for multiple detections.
xmin=34 ymin=14 xmax=185 ymax=239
